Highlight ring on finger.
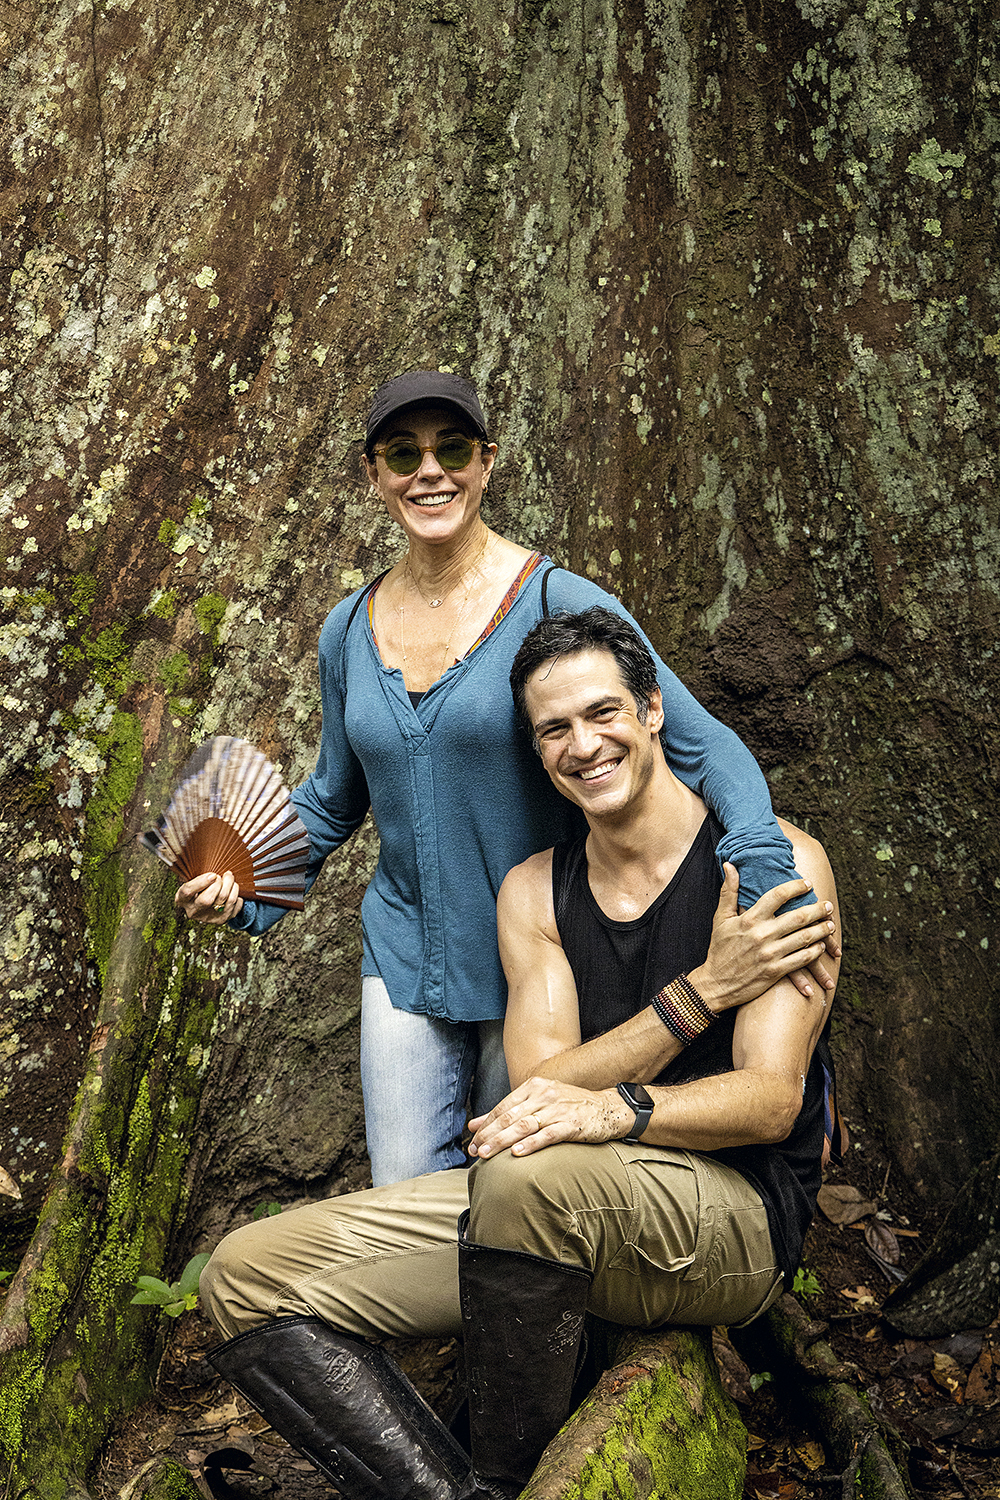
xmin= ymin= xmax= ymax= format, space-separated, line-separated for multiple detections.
xmin=214 ymin=903 xmax=226 ymax=912
xmin=523 ymin=1113 xmax=540 ymax=1133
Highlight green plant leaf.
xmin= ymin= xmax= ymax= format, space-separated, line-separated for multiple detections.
xmin=793 ymin=1265 xmax=823 ymax=1298
xmin=131 ymin=1290 xmax=170 ymax=1306
xmin=134 ymin=1275 xmax=173 ymax=1298
xmin=176 ymin=1252 xmax=212 ymax=1298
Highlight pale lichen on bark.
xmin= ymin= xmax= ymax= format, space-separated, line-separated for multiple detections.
xmin=0 ymin=0 xmax=997 ymax=1489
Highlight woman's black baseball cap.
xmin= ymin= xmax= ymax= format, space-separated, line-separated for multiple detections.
xmin=365 ymin=370 xmax=489 ymax=454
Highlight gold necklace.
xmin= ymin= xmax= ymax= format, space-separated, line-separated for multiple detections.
xmin=403 ymin=528 xmax=490 ymax=610
xmin=399 ymin=534 xmax=493 ymax=678
xmin=410 ymin=575 xmax=444 ymax=608
xmin=405 ymin=555 xmax=448 ymax=607
xmin=401 ymin=528 xmax=488 ymax=609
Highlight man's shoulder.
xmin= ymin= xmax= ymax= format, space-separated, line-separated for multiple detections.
xmin=499 ymin=846 xmax=555 ymax=903
xmin=775 ymin=817 xmax=834 ymax=894
xmin=497 ymin=848 xmax=563 ymax=953
xmin=775 ymin=816 xmax=825 ymax=857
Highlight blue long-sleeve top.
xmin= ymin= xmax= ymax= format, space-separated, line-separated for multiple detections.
xmin=231 ymin=563 xmax=808 ymax=1022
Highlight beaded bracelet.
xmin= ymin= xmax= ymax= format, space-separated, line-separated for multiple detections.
xmin=651 ymin=973 xmax=716 ymax=1044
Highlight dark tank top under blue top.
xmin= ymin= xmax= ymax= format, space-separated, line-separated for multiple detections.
xmin=552 ymin=812 xmax=832 ymax=1285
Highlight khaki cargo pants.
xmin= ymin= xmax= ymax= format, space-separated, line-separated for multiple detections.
xmin=201 ymin=1140 xmax=783 ymax=1342
xmin=200 ymin=1140 xmax=779 ymax=1344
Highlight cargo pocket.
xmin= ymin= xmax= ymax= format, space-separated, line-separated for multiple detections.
xmin=667 ymin=1152 xmax=782 ymax=1329
xmin=602 ymin=1146 xmax=710 ymax=1324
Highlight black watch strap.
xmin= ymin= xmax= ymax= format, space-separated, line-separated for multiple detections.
xmin=617 ymin=1082 xmax=654 ymax=1143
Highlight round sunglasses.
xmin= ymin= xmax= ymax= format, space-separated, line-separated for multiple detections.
xmin=374 ymin=436 xmax=482 ymax=475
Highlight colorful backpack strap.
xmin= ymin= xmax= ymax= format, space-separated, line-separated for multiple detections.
xmin=337 ymin=568 xmax=392 ymax=686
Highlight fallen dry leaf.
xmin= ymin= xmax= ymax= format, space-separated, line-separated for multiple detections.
xmin=931 ymin=1350 xmax=965 ymax=1403
xmin=793 ymin=1440 xmax=826 ymax=1471
xmin=0 ymin=1166 xmax=21 ymax=1200
xmin=224 ymin=1428 xmax=255 ymax=1454
xmin=965 ymin=1347 xmax=995 ymax=1404
xmin=817 ymin=1183 xmax=877 ymax=1225
xmin=196 ymin=1400 xmax=240 ymax=1428
xmin=840 ymin=1285 xmax=879 ymax=1309
xmin=865 ymin=1218 xmax=900 ymax=1266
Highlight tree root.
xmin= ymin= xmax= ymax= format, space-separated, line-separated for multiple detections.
xmin=735 ymin=1293 xmax=912 ymax=1500
xmin=521 ymin=1324 xmax=747 ymax=1500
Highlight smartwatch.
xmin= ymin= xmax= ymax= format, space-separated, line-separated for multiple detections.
xmin=617 ymin=1082 xmax=654 ymax=1143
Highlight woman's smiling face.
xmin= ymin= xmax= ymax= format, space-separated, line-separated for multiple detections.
xmin=365 ymin=404 xmax=496 ymax=546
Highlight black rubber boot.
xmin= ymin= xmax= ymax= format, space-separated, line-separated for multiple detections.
xmin=457 ymin=1211 xmax=592 ymax=1500
xmin=209 ymin=1315 xmax=472 ymax=1500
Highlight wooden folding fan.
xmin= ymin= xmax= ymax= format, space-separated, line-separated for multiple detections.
xmin=141 ymin=736 xmax=309 ymax=910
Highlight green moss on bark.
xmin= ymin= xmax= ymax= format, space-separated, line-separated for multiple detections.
xmin=132 ymin=1459 xmax=204 ymax=1500
xmin=523 ymin=1328 xmax=746 ymax=1500
xmin=0 ymin=850 xmax=223 ymax=1493
xmin=193 ymin=591 xmax=228 ymax=644
xmin=80 ymin=710 xmax=143 ymax=986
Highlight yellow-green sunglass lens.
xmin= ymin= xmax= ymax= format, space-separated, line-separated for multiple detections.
xmin=382 ymin=437 xmax=477 ymax=475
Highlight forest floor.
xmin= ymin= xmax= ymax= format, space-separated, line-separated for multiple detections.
xmin=95 ymin=1137 xmax=1000 ymax=1500
xmin=734 ymin=1139 xmax=1000 ymax=1500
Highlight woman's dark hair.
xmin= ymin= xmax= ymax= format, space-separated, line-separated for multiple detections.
xmin=510 ymin=607 xmax=659 ymax=743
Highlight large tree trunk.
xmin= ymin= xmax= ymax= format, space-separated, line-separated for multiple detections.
xmin=1 ymin=0 xmax=997 ymax=1489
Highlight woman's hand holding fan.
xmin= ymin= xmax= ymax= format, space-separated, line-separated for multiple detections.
xmin=141 ymin=737 xmax=310 ymax=924
xmin=175 ymin=867 xmax=244 ymax=925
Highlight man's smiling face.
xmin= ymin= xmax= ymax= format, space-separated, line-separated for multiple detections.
xmin=524 ymin=647 xmax=664 ymax=819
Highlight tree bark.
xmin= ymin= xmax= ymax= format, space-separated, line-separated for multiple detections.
xmin=523 ymin=1326 xmax=747 ymax=1500
xmin=1 ymin=0 xmax=998 ymax=1489
xmin=882 ymin=1148 xmax=1000 ymax=1337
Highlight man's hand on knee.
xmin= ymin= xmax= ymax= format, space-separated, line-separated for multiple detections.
xmin=468 ymin=1076 xmax=632 ymax=1159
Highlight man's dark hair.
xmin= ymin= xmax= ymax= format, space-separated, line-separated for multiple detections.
xmin=510 ymin=607 xmax=659 ymax=744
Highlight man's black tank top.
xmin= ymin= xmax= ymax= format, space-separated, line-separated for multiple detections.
xmin=552 ymin=812 xmax=833 ymax=1285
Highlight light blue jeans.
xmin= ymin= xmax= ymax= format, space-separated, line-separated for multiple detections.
xmin=359 ymin=976 xmax=511 ymax=1186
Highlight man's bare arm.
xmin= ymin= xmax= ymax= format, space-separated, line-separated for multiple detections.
xmin=497 ymin=850 xmax=682 ymax=1091
xmin=498 ymin=836 xmax=837 ymax=1093
xmin=474 ymin=823 xmax=839 ymax=1161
